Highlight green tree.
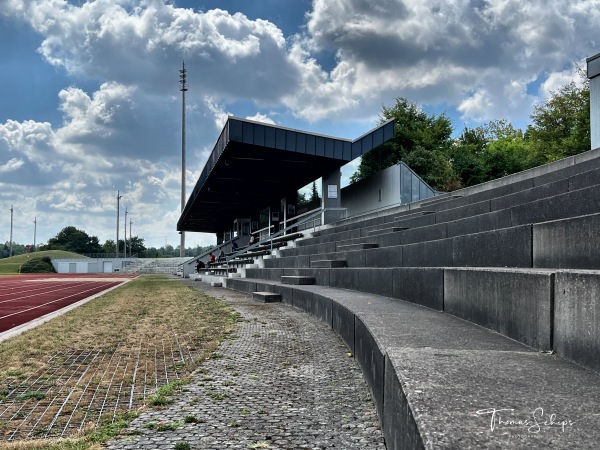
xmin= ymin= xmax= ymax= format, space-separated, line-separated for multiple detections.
xmin=404 ymin=147 xmax=460 ymax=191
xmin=449 ymin=127 xmax=488 ymax=187
xmin=310 ymin=181 xmax=320 ymax=202
xmin=450 ymin=120 xmax=534 ymax=187
xmin=127 ymin=236 xmax=147 ymax=256
xmin=526 ymin=78 xmax=590 ymax=163
xmin=481 ymin=120 xmax=533 ymax=179
xmin=102 ymin=239 xmax=116 ymax=254
xmin=2 ymin=242 xmax=28 ymax=257
xmin=115 ymin=236 xmax=147 ymax=257
xmin=20 ymin=256 xmax=56 ymax=273
xmin=44 ymin=226 xmax=103 ymax=255
xmin=297 ymin=190 xmax=308 ymax=206
xmin=351 ymin=97 xmax=457 ymax=191
xmin=483 ymin=136 xmax=531 ymax=180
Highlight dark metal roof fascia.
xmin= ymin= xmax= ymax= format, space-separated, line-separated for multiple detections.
xmin=588 ymin=53 xmax=600 ymax=79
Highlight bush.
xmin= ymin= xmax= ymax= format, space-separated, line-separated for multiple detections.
xmin=20 ymin=256 xmax=56 ymax=273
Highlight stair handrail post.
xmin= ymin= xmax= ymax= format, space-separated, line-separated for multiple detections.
xmin=226 ymin=208 xmax=322 ymax=262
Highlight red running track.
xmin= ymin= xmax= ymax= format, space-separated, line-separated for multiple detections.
xmin=0 ymin=274 xmax=137 ymax=333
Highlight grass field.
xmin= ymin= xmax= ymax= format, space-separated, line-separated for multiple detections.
xmin=0 ymin=275 xmax=238 ymax=449
xmin=0 ymin=251 xmax=86 ymax=275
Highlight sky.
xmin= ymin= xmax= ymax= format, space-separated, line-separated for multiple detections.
xmin=0 ymin=0 xmax=598 ymax=250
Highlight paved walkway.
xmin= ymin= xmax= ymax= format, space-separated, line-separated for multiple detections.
xmin=106 ymin=280 xmax=386 ymax=449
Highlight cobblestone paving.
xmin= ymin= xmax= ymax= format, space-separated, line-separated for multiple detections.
xmin=106 ymin=281 xmax=386 ymax=449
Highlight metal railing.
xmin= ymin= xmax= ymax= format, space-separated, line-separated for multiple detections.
xmin=224 ymin=208 xmax=323 ymax=269
xmin=181 ymin=207 xmax=325 ymax=275
xmin=82 ymin=253 xmax=138 ymax=259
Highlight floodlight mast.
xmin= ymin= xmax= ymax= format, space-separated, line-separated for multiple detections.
xmin=124 ymin=207 xmax=128 ymax=260
xmin=33 ymin=217 xmax=37 ymax=252
xmin=179 ymin=61 xmax=187 ymax=257
xmin=9 ymin=205 xmax=13 ymax=257
xmin=116 ymin=191 xmax=122 ymax=258
xmin=129 ymin=218 xmax=133 ymax=258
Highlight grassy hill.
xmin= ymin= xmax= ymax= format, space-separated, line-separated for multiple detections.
xmin=0 ymin=250 xmax=87 ymax=275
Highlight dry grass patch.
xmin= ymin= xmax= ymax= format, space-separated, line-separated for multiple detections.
xmin=0 ymin=275 xmax=239 ymax=447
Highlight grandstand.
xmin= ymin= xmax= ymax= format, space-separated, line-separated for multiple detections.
xmin=212 ymin=148 xmax=600 ymax=448
xmin=174 ymin=58 xmax=600 ymax=448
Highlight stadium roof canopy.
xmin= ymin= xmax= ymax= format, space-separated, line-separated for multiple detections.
xmin=177 ymin=116 xmax=395 ymax=234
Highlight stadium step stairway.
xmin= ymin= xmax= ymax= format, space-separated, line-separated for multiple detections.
xmin=120 ymin=257 xmax=191 ymax=274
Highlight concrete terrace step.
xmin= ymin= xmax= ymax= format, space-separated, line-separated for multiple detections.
xmin=366 ymin=226 xmax=408 ymax=236
xmin=281 ymin=276 xmax=315 ymax=285
xmin=279 ymin=183 xmax=600 ymax=261
xmin=251 ymin=291 xmax=282 ymax=303
xmin=308 ymin=158 xmax=600 ymax=243
xmin=224 ymin=277 xmax=600 ymax=449
xmin=310 ymin=260 xmax=347 ymax=268
xmin=121 ymin=257 xmax=191 ymax=274
xmin=337 ymin=243 xmax=378 ymax=251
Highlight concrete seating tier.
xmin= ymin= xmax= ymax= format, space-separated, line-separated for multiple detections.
xmin=264 ymin=212 xmax=600 ymax=270
xmin=205 ymin=267 xmax=237 ymax=276
xmin=121 ymin=257 xmax=191 ymax=274
xmin=419 ymin=157 xmax=600 ymax=211
xmin=251 ymin=291 xmax=282 ymax=303
xmin=293 ymin=173 xmax=600 ymax=250
xmin=307 ymin=160 xmax=600 ymax=241
xmin=277 ymin=183 xmax=600 ymax=263
xmin=224 ymin=276 xmax=600 ymax=449
xmin=250 ymin=232 xmax=304 ymax=251
xmin=245 ymin=266 xmax=590 ymax=353
xmin=232 ymin=249 xmax=271 ymax=259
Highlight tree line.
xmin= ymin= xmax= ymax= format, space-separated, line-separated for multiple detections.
xmin=352 ymin=77 xmax=590 ymax=191
xmin=2 ymin=226 xmax=212 ymax=258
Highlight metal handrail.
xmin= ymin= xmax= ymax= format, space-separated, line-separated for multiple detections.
xmin=82 ymin=253 xmax=138 ymax=259
xmin=225 ymin=208 xmax=322 ymax=265
xmin=183 ymin=207 xmax=324 ymax=273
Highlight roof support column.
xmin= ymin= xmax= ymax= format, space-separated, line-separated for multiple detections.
xmin=321 ymin=169 xmax=345 ymax=225
xmin=588 ymin=53 xmax=600 ymax=150
xmin=268 ymin=199 xmax=281 ymax=236
xmin=250 ymin=212 xmax=260 ymax=237
xmin=283 ymin=192 xmax=298 ymax=234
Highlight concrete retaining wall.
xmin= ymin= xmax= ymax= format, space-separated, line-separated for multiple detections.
xmin=490 ymin=179 xmax=569 ymax=212
xmin=383 ymin=352 xmax=424 ymax=450
xmin=511 ymin=184 xmax=600 ymax=225
xmin=554 ymin=271 xmax=600 ymax=372
xmin=534 ymin=213 xmax=600 ymax=269
xmin=452 ymin=225 xmax=532 ymax=268
xmin=444 ymin=268 xmax=553 ymax=350
xmin=569 ymin=167 xmax=600 ymax=190
xmin=446 ymin=209 xmax=512 ymax=238
xmin=402 ymin=239 xmax=452 ymax=267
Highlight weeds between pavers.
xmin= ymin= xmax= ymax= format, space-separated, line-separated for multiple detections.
xmin=0 ymin=275 xmax=238 ymax=449
xmin=146 ymin=378 xmax=191 ymax=406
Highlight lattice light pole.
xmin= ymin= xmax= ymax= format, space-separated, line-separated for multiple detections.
xmin=179 ymin=61 xmax=187 ymax=257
